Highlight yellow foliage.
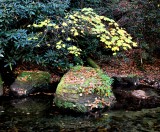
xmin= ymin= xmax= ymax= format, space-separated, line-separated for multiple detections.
xmin=30 ymin=8 xmax=138 ymax=57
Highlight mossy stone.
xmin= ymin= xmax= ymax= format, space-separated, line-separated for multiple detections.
xmin=54 ymin=66 xmax=115 ymax=113
xmin=10 ymin=71 xmax=51 ymax=96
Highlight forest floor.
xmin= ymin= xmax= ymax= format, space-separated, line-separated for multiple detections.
xmin=99 ymin=50 xmax=160 ymax=81
xmin=15 ymin=50 xmax=160 ymax=83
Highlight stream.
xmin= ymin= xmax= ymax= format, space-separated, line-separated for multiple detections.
xmin=0 ymin=95 xmax=160 ymax=132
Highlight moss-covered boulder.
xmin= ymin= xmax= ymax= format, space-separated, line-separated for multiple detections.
xmin=10 ymin=71 xmax=51 ymax=96
xmin=54 ymin=66 xmax=116 ymax=113
xmin=0 ymin=74 xmax=3 ymax=96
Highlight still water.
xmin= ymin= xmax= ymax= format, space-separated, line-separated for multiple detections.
xmin=0 ymin=95 xmax=160 ymax=132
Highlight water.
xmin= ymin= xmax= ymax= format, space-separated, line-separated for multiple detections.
xmin=0 ymin=95 xmax=160 ymax=132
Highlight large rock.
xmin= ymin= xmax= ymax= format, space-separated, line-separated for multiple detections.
xmin=10 ymin=71 xmax=51 ymax=97
xmin=0 ymin=74 xmax=3 ymax=96
xmin=54 ymin=66 xmax=116 ymax=113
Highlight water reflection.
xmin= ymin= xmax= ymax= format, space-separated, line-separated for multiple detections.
xmin=0 ymin=96 xmax=160 ymax=131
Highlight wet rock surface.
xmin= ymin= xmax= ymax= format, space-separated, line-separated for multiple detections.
xmin=112 ymin=77 xmax=160 ymax=110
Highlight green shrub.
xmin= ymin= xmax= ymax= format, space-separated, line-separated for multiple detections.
xmin=0 ymin=1 xmax=137 ymax=71
xmin=0 ymin=0 xmax=70 ymax=70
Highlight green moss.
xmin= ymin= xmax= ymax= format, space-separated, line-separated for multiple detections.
xmin=71 ymin=65 xmax=82 ymax=71
xmin=55 ymin=66 xmax=115 ymax=112
xmin=96 ymin=69 xmax=113 ymax=96
xmin=58 ymin=66 xmax=113 ymax=97
xmin=17 ymin=71 xmax=51 ymax=87
xmin=54 ymin=97 xmax=87 ymax=113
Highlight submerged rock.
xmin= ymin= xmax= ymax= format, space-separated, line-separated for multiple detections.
xmin=54 ymin=66 xmax=116 ymax=113
xmin=9 ymin=95 xmax=51 ymax=115
xmin=0 ymin=74 xmax=3 ymax=96
xmin=10 ymin=71 xmax=51 ymax=97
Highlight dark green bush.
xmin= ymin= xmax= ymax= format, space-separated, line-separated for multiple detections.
xmin=0 ymin=0 xmax=138 ymax=71
xmin=0 ymin=0 xmax=71 ymax=70
xmin=3 ymin=0 xmax=156 ymax=72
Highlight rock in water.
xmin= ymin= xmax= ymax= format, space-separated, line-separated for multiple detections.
xmin=54 ymin=66 xmax=116 ymax=113
xmin=10 ymin=71 xmax=51 ymax=97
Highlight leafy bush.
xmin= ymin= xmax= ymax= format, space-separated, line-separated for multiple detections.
xmin=0 ymin=0 xmax=137 ymax=71
xmin=0 ymin=0 xmax=70 ymax=70
xmin=0 ymin=0 xmax=70 ymax=29
xmin=27 ymin=8 xmax=137 ymax=70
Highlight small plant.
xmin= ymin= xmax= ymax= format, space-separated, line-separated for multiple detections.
xmin=95 ymin=69 xmax=113 ymax=96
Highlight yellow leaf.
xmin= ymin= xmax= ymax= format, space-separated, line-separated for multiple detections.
xmin=36 ymin=44 xmax=40 ymax=47
xmin=56 ymin=40 xmax=62 ymax=45
xmin=81 ymin=30 xmax=84 ymax=34
xmin=69 ymin=15 xmax=75 ymax=19
xmin=47 ymin=23 xmax=56 ymax=27
xmin=62 ymin=22 xmax=68 ymax=26
xmin=66 ymin=37 xmax=71 ymax=41
xmin=54 ymin=25 xmax=59 ymax=29
xmin=113 ymin=53 xmax=117 ymax=56
xmin=132 ymin=42 xmax=137 ymax=47
xmin=47 ymin=44 xmax=51 ymax=47
xmin=112 ymin=47 xmax=119 ymax=51
xmin=62 ymin=44 xmax=66 ymax=48
xmin=70 ymin=28 xmax=75 ymax=32
xmin=100 ymin=16 xmax=104 ymax=19
xmin=62 ymin=29 xmax=65 ymax=33
xmin=56 ymin=45 xmax=61 ymax=49
xmin=100 ymin=37 xmax=106 ymax=42
xmin=74 ymin=31 xmax=79 ymax=36
xmin=123 ymin=47 xmax=127 ymax=50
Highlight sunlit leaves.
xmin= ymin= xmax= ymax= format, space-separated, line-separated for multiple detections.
xmin=62 ymin=22 xmax=68 ymax=27
xmin=30 ymin=8 xmax=137 ymax=59
xmin=67 ymin=46 xmax=81 ymax=56
xmin=32 ymin=19 xmax=51 ymax=28
xmin=56 ymin=40 xmax=66 ymax=49
xmin=66 ymin=37 xmax=71 ymax=41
